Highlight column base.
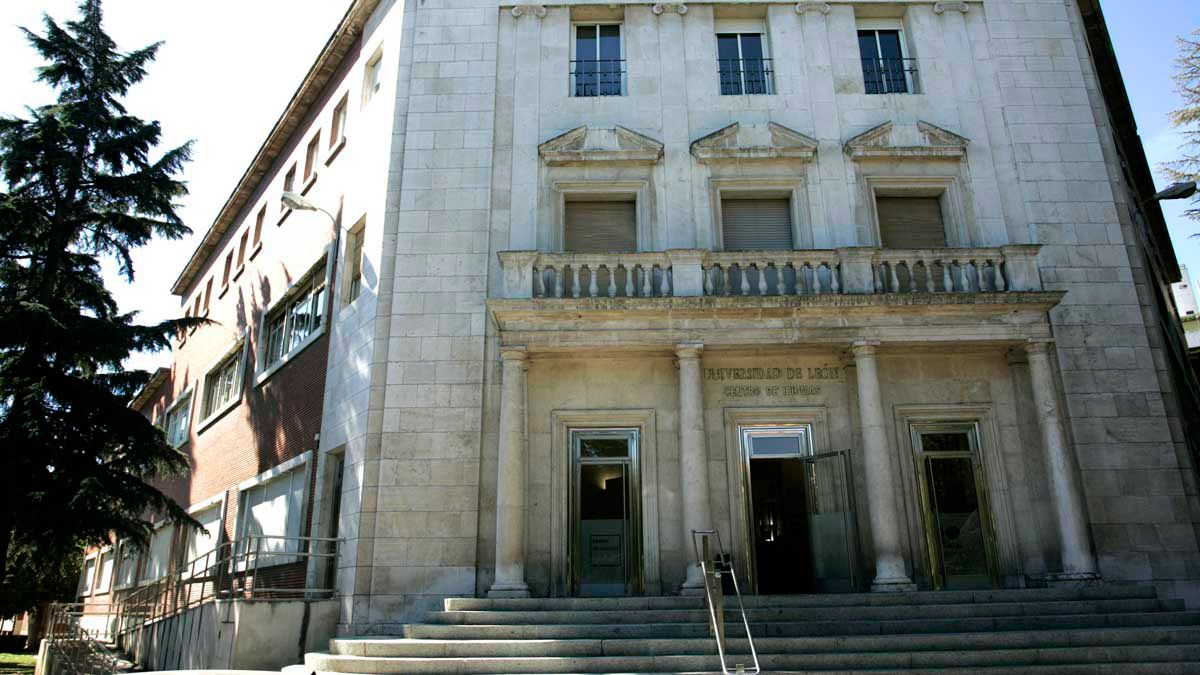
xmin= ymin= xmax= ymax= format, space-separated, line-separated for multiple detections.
xmin=1043 ymin=572 xmax=1101 ymax=589
xmin=871 ymin=577 xmax=918 ymax=593
xmin=487 ymin=582 xmax=531 ymax=598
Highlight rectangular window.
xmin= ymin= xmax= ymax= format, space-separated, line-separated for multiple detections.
xmin=237 ymin=466 xmax=306 ymax=566
xmin=564 ymin=200 xmax=636 ymax=253
xmin=721 ymin=198 xmax=794 ymax=250
xmin=717 ymin=33 xmax=772 ymax=95
xmin=201 ymin=348 xmax=243 ymax=420
xmin=192 ymin=294 xmax=202 ymax=318
xmin=876 ymin=196 xmax=946 ymax=248
xmin=281 ymin=165 xmax=297 ymax=210
xmin=858 ymin=28 xmax=914 ymax=94
xmin=203 ymin=279 xmax=213 ymax=313
xmin=114 ymin=541 xmax=139 ymax=590
xmin=141 ymin=524 xmax=175 ymax=583
xmin=222 ymin=252 xmax=233 ymax=287
xmin=182 ymin=503 xmax=223 ymax=574
xmin=345 ymin=221 xmax=366 ymax=303
xmin=304 ymin=133 xmax=321 ymax=182
xmin=330 ymin=95 xmax=348 ymax=148
xmin=253 ymin=206 xmax=266 ymax=247
xmin=236 ymin=230 xmax=249 ymax=269
xmin=94 ymin=549 xmax=114 ymax=594
xmin=363 ymin=48 xmax=383 ymax=105
xmin=263 ymin=266 xmax=327 ymax=368
xmin=164 ymin=392 xmax=192 ymax=448
xmin=78 ymin=557 xmax=97 ymax=596
xmin=572 ymin=24 xmax=623 ymax=97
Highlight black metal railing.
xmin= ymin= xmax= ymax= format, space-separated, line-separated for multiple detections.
xmin=570 ymin=59 xmax=625 ymax=97
xmin=718 ymin=58 xmax=774 ymax=95
xmin=862 ymin=57 xmax=918 ymax=94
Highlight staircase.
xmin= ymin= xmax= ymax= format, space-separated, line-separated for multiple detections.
xmin=302 ymin=586 xmax=1200 ymax=674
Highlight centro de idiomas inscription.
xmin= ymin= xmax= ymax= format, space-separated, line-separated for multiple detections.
xmin=704 ymin=365 xmax=843 ymax=399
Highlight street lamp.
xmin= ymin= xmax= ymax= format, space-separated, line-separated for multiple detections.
xmin=1152 ymin=181 xmax=1197 ymax=202
xmin=281 ymin=191 xmax=338 ymax=225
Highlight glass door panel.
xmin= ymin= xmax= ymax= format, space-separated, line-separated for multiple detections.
xmin=804 ymin=451 xmax=856 ymax=593
xmin=914 ymin=428 xmax=995 ymax=590
xmin=571 ymin=429 xmax=641 ymax=597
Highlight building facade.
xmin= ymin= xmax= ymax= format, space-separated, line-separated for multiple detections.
xmin=81 ymin=0 xmax=1200 ymax=647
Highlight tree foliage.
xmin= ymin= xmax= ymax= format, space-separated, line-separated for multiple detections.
xmin=1166 ymin=29 xmax=1200 ymax=220
xmin=0 ymin=0 xmax=200 ymax=612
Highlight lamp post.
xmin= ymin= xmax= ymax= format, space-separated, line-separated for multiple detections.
xmin=1151 ymin=181 xmax=1197 ymax=202
xmin=281 ymin=191 xmax=339 ymax=228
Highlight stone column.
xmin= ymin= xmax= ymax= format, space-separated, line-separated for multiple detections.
xmin=488 ymin=347 xmax=531 ymax=597
xmin=1024 ymin=339 xmax=1099 ymax=580
xmin=851 ymin=340 xmax=915 ymax=591
xmin=676 ymin=343 xmax=712 ymax=592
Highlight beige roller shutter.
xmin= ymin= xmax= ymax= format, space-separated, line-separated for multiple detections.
xmin=877 ymin=197 xmax=947 ymax=248
xmin=721 ymin=198 xmax=794 ymax=251
xmin=564 ymin=201 xmax=637 ymax=253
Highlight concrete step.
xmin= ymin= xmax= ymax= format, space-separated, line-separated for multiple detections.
xmin=442 ymin=585 xmax=1159 ymax=612
xmin=330 ymin=625 xmax=1200 ymax=658
xmin=306 ymin=643 xmax=1200 ymax=673
xmin=425 ymin=598 xmax=1176 ymax=625
xmin=400 ymin=610 xmax=1200 ymax=640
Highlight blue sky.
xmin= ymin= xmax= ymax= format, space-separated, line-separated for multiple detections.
xmin=0 ymin=1 xmax=1197 ymax=369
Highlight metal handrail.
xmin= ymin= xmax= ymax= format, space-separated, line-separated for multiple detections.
xmin=862 ymin=57 xmax=918 ymax=94
xmin=692 ymin=529 xmax=759 ymax=675
xmin=717 ymin=58 xmax=774 ymax=95
xmin=44 ymin=603 xmax=122 ymax=675
xmin=570 ymin=58 xmax=625 ymax=97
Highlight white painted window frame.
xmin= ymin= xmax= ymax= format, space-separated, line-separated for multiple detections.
xmin=713 ymin=19 xmax=773 ymax=96
xmin=180 ymin=491 xmax=228 ymax=578
xmin=569 ymin=22 xmax=626 ymax=97
xmin=233 ymin=451 xmax=313 ymax=571
xmin=255 ymin=249 xmax=334 ymax=387
xmin=162 ymin=387 xmax=194 ymax=449
xmin=197 ymin=334 xmax=249 ymax=432
xmin=856 ymin=18 xmax=916 ymax=95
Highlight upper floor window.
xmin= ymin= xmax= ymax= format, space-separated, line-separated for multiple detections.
xmin=304 ymin=133 xmax=321 ymax=183
xmin=201 ymin=345 xmax=244 ymax=421
xmin=717 ymin=32 xmax=773 ymax=95
xmin=721 ymin=197 xmax=793 ymax=251
xmin=363 ymin=47 xmax=383 ymax=106
xmin=163 ymin=391 xmax=192 ymax=448
xmin=253 ymin=206 xmax=266 ymax=248
xmin=565 ymin=199 xmax=636 ymax=253
xmin=330 ymin=95 xmax=348 ymax=149
xmin=572 ymin=24 xmax=623 ymax=97
xmin=857 ymin=24 xmax=916 ymax=94
xmin=263 ymin=265 xmax=326 ymax=369
xmin=876 ymin=196 xmax=946 ymax=248
xmin=281 ymin=165 xmax=297 ymax=211
xmin=222 ymin=252 xmax=233 ymax=288
xmin=344 ymin=219 xmax=366 ymax=304
xmin=94 ymin=549 xmax=114 ymax=594
xmin=78 ymin=555 xmax=97 ymax=597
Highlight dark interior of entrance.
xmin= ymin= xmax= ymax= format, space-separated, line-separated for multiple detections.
xmin=750 ymin=458 xmax=812 ymax=594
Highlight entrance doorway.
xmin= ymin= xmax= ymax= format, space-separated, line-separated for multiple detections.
xmin=911 ymin=425 xmax=997 ymax=590
xmin=569 ymin=429 xmax=642 ymax=596
xmin=741 ymin=426 xmax=857 ymax=594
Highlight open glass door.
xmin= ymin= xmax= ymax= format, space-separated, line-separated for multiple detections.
xmin=804 ymin=450 xmax=857 ymax=592
xmin=570 ymin=429 xmax=642 ymax=596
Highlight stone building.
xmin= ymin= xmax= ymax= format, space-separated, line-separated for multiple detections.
xmin=71 ymin=0 xmax=1200 ymax=667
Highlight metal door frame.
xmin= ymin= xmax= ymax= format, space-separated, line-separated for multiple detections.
xmin=568 ymin=428 xmax=643 ymax=596
xmin=909 ymin=421 xmax=999 ymax=590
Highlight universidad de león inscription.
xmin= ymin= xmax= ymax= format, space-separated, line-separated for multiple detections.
xmin=704 ymin=364 xmax=843 ymax=399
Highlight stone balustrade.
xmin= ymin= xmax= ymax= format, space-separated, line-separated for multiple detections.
xmin=497 ymin=245 xmax=1042 ymax=299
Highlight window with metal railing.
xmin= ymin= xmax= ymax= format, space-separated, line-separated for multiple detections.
xmin=572 ymin=24 xmax=624 ymax=96
xmin=857 ymin=28 xmax=918 ymax=94
xmin=717 ymin=33 xmax=773 ymax=95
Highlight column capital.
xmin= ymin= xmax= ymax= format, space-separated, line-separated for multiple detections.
xmin=1024 ymin=338 xmax=1055 ymax=355
xmin=795 ymin=1 xmax=832 ymax=15
xmin=500 ymin=346 xmax=528 ymax=362
xmin=510 ymin=4 xmax=547 ymax=19
xmin=933 ymin=1 xmax=969 ymax=14
xmin=850 ymin=339 xmax=881 ymax=357
xmin=652 ymin=3 xmax=688 ymax=15
xmin=675 ymin=343 xmax=704 ymax=359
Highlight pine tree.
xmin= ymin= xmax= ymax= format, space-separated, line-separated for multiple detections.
xmin=0 ymin=0 xmax=199 ymax=608
xmin=1166 ymin=29 xmax=1200 ymax=220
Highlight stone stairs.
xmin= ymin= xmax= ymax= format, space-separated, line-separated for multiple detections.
xmin=301 ymin=585 xmax=1200 ymax=674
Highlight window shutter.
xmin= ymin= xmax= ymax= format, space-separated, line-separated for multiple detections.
xmin=876 ymin=197 xmax=947 ymax=248
xmin=564 ymin=201 xmax=637 ymax=253
xmin=721 ymin=198 xmax=794 ymax=250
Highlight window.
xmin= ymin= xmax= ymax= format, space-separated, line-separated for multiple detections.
xmin=141 ymin=524 xmax=175 ymax=582
xmin=203 ymin=279 xmax=213 ymax=313
xmin=858 ymin=27 xmax=914 ymax=94
xmin=222 ymin=252 xmax=233 ymax=288
xmin=236 ymin=465 xmax=307 ymax=566
xmin=201 ymin=347 xmax=243 ymax=421
xmin=876 ymin=196 xmax=946 ymax=248
xmin=564 ymin=200 xmax=636 ymax=253
xmin=345 ymin=220 xmax=366 ymax=303
xmin=236 ymin=230 xmax=249 ymax=269
xmin=94 ymin=549 xmax=114 ymax=594
xmin=253 ymin=206 xmax=266 ymax=247
xmin=192 ymin=294 xmax=202 ymax=318
xmin=721 ymin=198 xmax=794 ymax=251
xmin=163 ymin=392 xmax=192 ymax=448
xmin=363 ymin=48 xmax=383 ymax=105
xmin=263 ymin=265 xmax=327 ymax=369
xmin=281 ymin=165 xmax=297 ymax=211
xmin=114 ymin=541 xmax=139 ymax=590
xmin=182 ymin=503 xmax=223 ymax=574
xmin=303 ymin=133 xmax=321 ymax=182
xmin=330 ymin=95 xmax=348 ymax=148
xmin=717 ymin=33 xmax=772 ymax=95
xmin=78 ymin=556 xmax=97 ymax=596
xmin=572 ymin=24 xmax=623 ymax=97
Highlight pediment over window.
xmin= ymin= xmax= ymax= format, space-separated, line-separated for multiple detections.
xmin=538 ymin=126 xmax=664 ymax=166
xmin=843 ymin=120 xmax=969 ymax=159
xmin=690 ymin=122 xmax=818 ymax=163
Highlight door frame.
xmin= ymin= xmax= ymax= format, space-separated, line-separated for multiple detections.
xmin=908 ymin=421 xmax=1000 ymax=589
xmin=568 ymin=428 xmax=643 ymax=596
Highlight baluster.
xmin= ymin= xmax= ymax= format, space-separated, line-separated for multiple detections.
xmin=873 ymin=263 xmax=884 ymax=293
xmin=608 ymin=264 xmax=618 ymax=297
xmin=724 ymin=265 xmax=734 ymax=296
xmin=639 ymin=264 xmax=650 ymax=297
xmin=941 ymin=259 xmax=952 ymax=293
xmin=955 ymin=259 xmax=967 ymax=292
xmin=665 ymin=267 xmax=673 ymax=296
xmin=739 ymin=264 xmax=751 ymax=296
xmin=889 ymin=261 xmax=900 ymax=294
xmin=973 ymin=259 xmax=985 ymax=293
xmin=586 ymin=264 xmax=598 ymax=297
xmin=909 ymin=260 xmax=919 ymax=293
xmin=703 ymin=266 xmax=714 ymax=296
xmin=757 ymin=262 xmax=769 ymax=296
xmin=993 ymin=259 xmax=1007 ymax=292
xmin=571 ymin=265 xmax=581 ymax=298
xmin=533 ymin=266 xmax=544 ymax=298
xmin=830 ymin=262 xmax=841 ymax=294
